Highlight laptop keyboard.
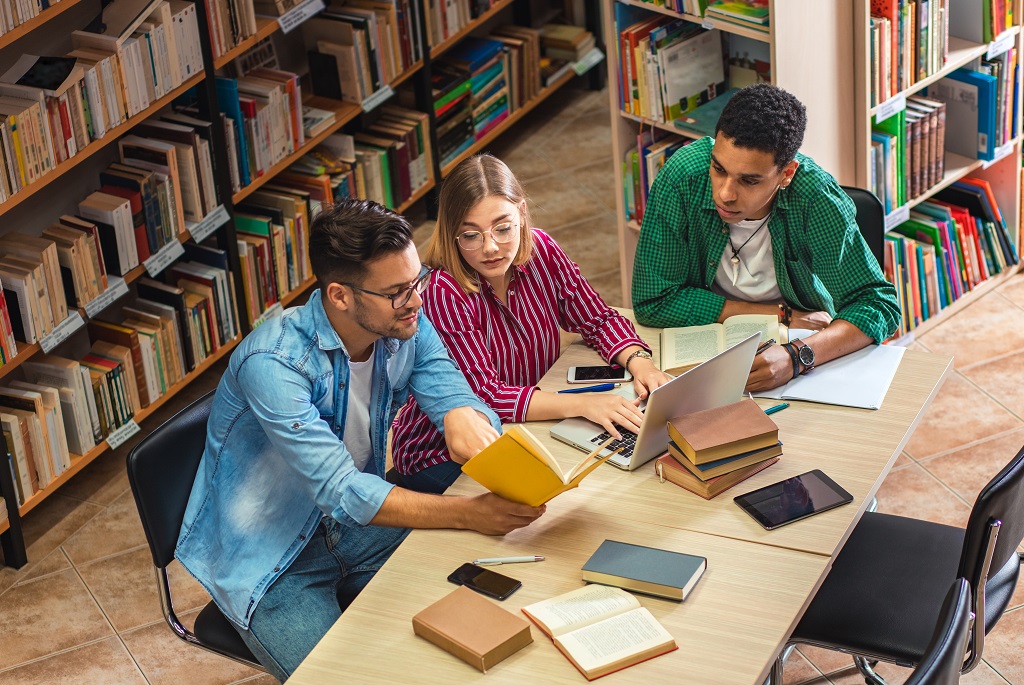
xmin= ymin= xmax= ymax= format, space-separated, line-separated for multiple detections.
xmin=590 ymin=428 xmax=638 ymax=459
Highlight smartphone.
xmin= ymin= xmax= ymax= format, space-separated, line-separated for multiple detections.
xmin=447 ymin=563 xmax=522 ymax=600
xmin=566 ymin=365 xmax=633 ymax=384
xmin=734 ymin=469 xmax=854 ymax=530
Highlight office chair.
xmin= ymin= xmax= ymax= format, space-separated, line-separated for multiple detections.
xmin=905 ymin=578 xmax=974 ymax=685
xmin=126 ymin=391 xmax=265 ymax=671
xmin=841 ymin=186 xmax=885 ymax=268
xmin=771 ymin=442 xmax=1024 ymax=685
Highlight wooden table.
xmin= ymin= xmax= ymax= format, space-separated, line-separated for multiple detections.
xmin=289 ymin=313 xmax=953 ymax=684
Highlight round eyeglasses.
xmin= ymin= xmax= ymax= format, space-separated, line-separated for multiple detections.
xmin=455 ymin=222 xmax=518 ymax=250
xmin=341 ymin=266 xmax=433 ymax=309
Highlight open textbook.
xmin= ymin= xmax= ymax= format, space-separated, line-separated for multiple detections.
xmin=661 ymin=314 xmax=781 ymax=375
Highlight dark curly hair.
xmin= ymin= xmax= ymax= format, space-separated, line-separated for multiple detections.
xmin=308 ymin=198 xmax=413 ymax=290
xmin=715 ymin=83 xmax=806 ymax=168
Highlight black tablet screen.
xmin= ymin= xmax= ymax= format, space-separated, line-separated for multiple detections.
xmin=734 ymin=470 xmax=853 ymax=529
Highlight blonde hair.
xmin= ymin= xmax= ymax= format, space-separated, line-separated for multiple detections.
xmin=424 ymin=154 xmax=534 ymax=294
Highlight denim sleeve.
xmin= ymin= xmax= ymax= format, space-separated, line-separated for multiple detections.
xmin=408 ymin=313 xmax=501 ymax=434
xmin=235 ymin=352 xmax=394 ymax=527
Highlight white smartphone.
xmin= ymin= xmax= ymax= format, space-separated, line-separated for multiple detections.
xmin=566 ymin=365 xmax=633 ymax=384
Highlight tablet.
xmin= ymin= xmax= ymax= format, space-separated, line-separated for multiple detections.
xmin=734 ymin=469 xmax=853 ymax=530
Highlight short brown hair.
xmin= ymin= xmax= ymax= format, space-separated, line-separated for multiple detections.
xmin=308 ymin=198 xmax=413 ymax=290
xmin=424 ymin=154 xmax=533 ymax=294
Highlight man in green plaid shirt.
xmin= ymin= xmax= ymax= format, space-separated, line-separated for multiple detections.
xmin=632 ymin=84 xmax=900 ymax=391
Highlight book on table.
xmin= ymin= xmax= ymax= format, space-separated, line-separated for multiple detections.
xmin=581 ymin=539 xmax=707 ymax=601
xmin=666 ymin=398 xmax=780 ymax=465
xmin=656 ymin=453 xmax=780 ymax=500
xmin=667 ymin=439 xmax=782 ymax=478
xmin=661 ymin=313 xmax=780 ymax=375
xmin=461 ymin=425 xmax=615 ymax=506
xmin=521 ymin=584 xmax=677 ymax=680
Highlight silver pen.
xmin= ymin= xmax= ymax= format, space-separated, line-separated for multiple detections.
xmin=472 ymin=555 xmax=545 ymax=565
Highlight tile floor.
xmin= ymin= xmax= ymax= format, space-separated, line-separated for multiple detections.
xmin=1 ymin=82 xmax=1023 ymax=684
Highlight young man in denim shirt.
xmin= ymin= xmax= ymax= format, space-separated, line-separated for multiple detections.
xmin=176 ymin=199 xmax=546 ymax=680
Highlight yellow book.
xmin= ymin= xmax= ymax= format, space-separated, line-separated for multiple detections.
xmin=660 ymin=313 xmax=783 ymax=375
xmin=462 ymin=426 xmax=615 ymax=507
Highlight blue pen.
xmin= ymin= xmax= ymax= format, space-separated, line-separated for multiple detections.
xmin=557 ymin=383 xmax=620 ymax=394
xmin=764 ymin=402 xmax=790 ymax=415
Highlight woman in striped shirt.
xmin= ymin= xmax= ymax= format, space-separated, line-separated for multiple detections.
xmin=391 ymin=154 xmax=671 ymax=494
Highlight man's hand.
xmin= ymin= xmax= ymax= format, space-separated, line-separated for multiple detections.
xmin=746 ymin=345 xmax=795 ymax=392
xmin=464 ymin=493 xmax=546 ymax=535
xmin=629 ymin=357 xmax=673 ymax=400
xmin=444 ymin=406 xmax=499 ymax=465
xmin=789 ymin=309 xmax=832 ymax=330
xmin=570 ymin=394 xmax=644 ymax=440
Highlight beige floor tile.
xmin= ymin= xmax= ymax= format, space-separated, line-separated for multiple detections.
xmin=536 ymin=110 xmax=613 ymax=170
xmin=796 ymin=645 xmax=855 ymax=676
xmin=56 ymin=448 xmax=131 ymax=507
xmin=585 ymin=269 xmax=627 ymax=308
xmin=122 ymin=608 xmax=263 ymax=685
xmin=782 ymin=648 xmax=825 ymax=684
xmin=229 ymin=674 xmax=281 ymax=685
xmin=487 ymin=135 xmax=560 ymax=183
xmin=962 ymin=350 xmax=1024 ymax=419
xmin=904 ymin=373 xmax=1022 ymax=460
xmin=0 ymin=568 xmax=113 ymax=669
xmin=0 ymin=637 xmax=146 ymax=685
xmin=875 ymin=462 xmax=972 ymax=528
xmin=997 ymin=270 xmax=1024 ymax=308
xmin=14 ymin=547 xmax=71 ymax=585
xmin=920 ymin=428 xmax=1024 ymax=505
xmin=17 ymin=494 xmax=104 ymax=569
xmin=917 ymin=291 xmax=1024 ymax=369
xmin=826 ymin=661 xmax=910 ymax=685
xmin=569 ymin=156 xmax=620 ymax=213
xmin=61 ymin=489 xmax=148 ymax=567
xmin=525 ymin=169 xmax=613 ymax=231
xmin=546 ymin=213 xmax=621 ymax=279
xmin=978 ymin=607 xmax=1024 ymax=683
xmin=78 ymin=547 xmax=210 ymax=633
xmin=892 ymin=452 xmax=914 ymax=470
xmin=962 ymin=660 xmax=1013 ymax=684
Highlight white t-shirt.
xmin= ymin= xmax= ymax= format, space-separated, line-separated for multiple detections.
xmin=344 ymin=348 xmax=376 ymax=473
xmin=712 ymin=217 xmax=782 ymax=303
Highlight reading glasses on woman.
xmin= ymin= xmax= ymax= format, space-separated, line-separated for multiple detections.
xmin=341 ymin=266 xmax=434 ymax=309
xmin=456 ymin=222 xmax=518 ymax=250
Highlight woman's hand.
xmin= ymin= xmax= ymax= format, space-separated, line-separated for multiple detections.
xmin=629 ymin=357 xmax=673 ymax=400
xmin=568 ymin=394 xmax=644 ymax=440
xmin=789 ymin=309 xmax=832 ymax=330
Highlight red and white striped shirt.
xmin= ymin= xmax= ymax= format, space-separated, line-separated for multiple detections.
xmin=391 ymin=228 xmax=648 ymax=475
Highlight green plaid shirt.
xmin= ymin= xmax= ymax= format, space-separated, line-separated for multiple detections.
xmin=631 ymin=137 xmax=900 ymax=343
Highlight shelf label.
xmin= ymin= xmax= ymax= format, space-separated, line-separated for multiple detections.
xmin=983 ymin=141 xmax=1015 ymax=168
xmin=277 ymin=0 xmax=324 ymax=33
xmin=874 ymin=93 xmax=906 ymax=124
xmin=884 ymin=204 xmax=910 ymax=231
xmin=84 ymin=276 xmax=129 ymax=319
xmin=573 ymin=47 xmax=605 ymax=76
xmin=362 ymin=85 xmax=395 ymax=113
xmin=186 ymin=205 xmax=230 ymax=243
xmin=701 ymin=18 xmax=714 ymax=29
xmin=253 ymin=302 xmax=284 ymax=328
xmin=106 ymin=420 xmax=141 ymax=450
xmin=40 ymin=311 xmax=85 ymax=353
xmin=987 ymin=30 xmax=1016 ymax=60
xmin=144 ymin=240 xmax=186 ymax=277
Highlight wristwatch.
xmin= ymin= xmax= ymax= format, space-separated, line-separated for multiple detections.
xmin=782 ymin=343 xmax=800 ymax=380
xmin=791 ymin=339 xmax=815 ymax=374
xmin=624 ymin=349 xmax=653 ymax=372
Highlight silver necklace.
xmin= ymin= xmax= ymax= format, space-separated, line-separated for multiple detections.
xmin=727 ymin=210 xmax=773 ymax=286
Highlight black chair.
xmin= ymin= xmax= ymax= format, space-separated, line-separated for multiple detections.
xmin=771 ymin=443 xmax=1024 ymax=685
xmin=905 ymin=578 xmax=974 ymax=685
xmin=842 ymin=185 xmax=885 ymax=268
xmin=126 ymin=391 xmax=264 ymax=671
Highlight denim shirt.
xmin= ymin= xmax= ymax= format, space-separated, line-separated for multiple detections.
xmin=175 ymin=289 xmax=500 ymax=628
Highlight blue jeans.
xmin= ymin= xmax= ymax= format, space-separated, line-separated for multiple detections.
xmin=398 ymin=460 xmax=463 ymax=494
xmin=233 ymin=517 xmax=409 ymax=681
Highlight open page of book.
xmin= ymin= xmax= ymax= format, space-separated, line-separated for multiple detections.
xmin=555 ymin=607 xmax=677 ymax=678
xmin=522 ymin=584 xmax=640 ymax=637
xmin=660 ymin=323 xmax=724 ymax=371
xmin=722 ymin=314 xmax=781 ymax=348
xmin=507 ymin=425 xmax=563 ymax=480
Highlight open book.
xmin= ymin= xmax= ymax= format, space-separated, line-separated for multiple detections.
xmin=661 ymin=314 xmax=782 ymax=375
xmin=522 ymin=584 xmax=677 ymax=680
xmin=462 ymin=426 xmax=615 ymax=506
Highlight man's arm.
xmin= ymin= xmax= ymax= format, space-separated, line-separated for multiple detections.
xmin=746 ymin=320 xmax=871 ymax=391
xmin=370 ymin=487 xmax=545 ymax=536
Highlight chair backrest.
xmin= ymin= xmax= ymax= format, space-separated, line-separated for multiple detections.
xmin=905 ymin=578 xmax=973 ymax=685
xmin=127 ymin=391 xmax=215 ymax=570
xmin=841 ymin=186 xmax=885 ymax=268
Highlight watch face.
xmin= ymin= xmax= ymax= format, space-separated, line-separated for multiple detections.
xmin=798 ymin=345 xmax=815 ymax=367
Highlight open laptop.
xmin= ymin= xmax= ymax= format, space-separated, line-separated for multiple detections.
xmin=550 ymin=333 xmax=760 ymax=471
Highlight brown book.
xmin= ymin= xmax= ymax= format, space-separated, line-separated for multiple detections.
xmin=88 ymin=320 xmax=150 ymax=408
xmin=666 ymin=398 xmax=779 ymax=465
xmin=656 ymin=454 xmax=780 ymax=500
xmin=412 ymin=586 xmax=533 ymax=672
xmin=666 ymin=440 xmax=783 ymax=480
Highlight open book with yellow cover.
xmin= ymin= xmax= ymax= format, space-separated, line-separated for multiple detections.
xmin=661 ymin=314 xmax=784 ymax=375
xmin=461 ymin=426 xmax=615 ymax=506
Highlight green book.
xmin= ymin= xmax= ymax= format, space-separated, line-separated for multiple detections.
xmin=582 ymin=540 xmax=707 ymax=601
xmin=673 ymin=88 xmax=738 ymax=138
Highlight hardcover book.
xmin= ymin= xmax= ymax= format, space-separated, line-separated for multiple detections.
xmin=666 ymin=398 xmax=779 ymax=465
xmin=581 ymin=539 xmax=707 ymax=601
xmin=656 ymin=453 xmax=780 ymax=499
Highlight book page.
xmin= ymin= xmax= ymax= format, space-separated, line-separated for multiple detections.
xmin=722 ymin=314 xmax=779 ymax=349
xmin=555 ymin=607 xmax=675 ymax=674
xmin=506 ymin=425 xmax=563 ymax=480
xmin=660 ymin=324 xmax=724 ymax=371
xmin=522 ymin=584 xmax=639 ymax=637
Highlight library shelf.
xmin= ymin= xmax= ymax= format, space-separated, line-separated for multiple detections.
xmin=627 ymin=219 xmax=641 ymax=233
xmin=0 ymin=333 xmax=243 ymax=531
xmin=0 ymin=341 xmax=40 ymax=383
xmin=0 ymin=72 xmax=207 ymax=221
xmin=613 ymin=0 xmax=770 ymax=42
xmin=397 ymin=177 xmax=436 ymax=213
xmin=213 ymin=16 xmax=280 ymax=70
xmin=441 ymin=67 xmax=579 ymax=176
xmin=392 ymin=59 xmax=425 ymax=88
xmin=619 ymin=109 xmax=701 ymax=139
xmin=231 ymin=99 xmax=363 ymax=205
xmin=429 ymin=0 xmax=517 ymax=59
xmin=282 ymin=277 xmax=317 ymax=307
xmin=0 ymin=0 xmax=89 ymax=52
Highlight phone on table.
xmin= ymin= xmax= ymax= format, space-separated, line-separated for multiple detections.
xmin=447 ymin=563 xmax=522 ymax=600
xmin=566 ymin=365 xmax=632 ymax=384
xmin=733 ymin=469 xmax=854 ymax=530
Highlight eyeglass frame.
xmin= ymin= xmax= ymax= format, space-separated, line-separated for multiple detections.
xmin=340 ymin=266 xmax=434 ymax=310
xmin=454 ymin=221 xmax=520 ymax=251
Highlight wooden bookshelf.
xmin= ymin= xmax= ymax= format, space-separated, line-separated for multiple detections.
xmin=282 ymin=277 xmax=317 ymax=307
xmin=0 ymin=0 xmax=89 ymax=52
xmin=213 ymin=16 xmax=280 ymax=70
xmin=0 ymin=341 xmax=40 ymax=383
xmin=392 ymin=60 xmax=425 ymax=89
xmin=619 ymin=110 xmax=700 ymax=139
xmin=429 ymin=0 xmax=517 ymax=59
xmin=0 ymin=72 xmax=206 ymax=221
xmin=614 ymin=0 xmax=770 ymax=42
xmin=397 ymin=178 xmax=436 ymax=213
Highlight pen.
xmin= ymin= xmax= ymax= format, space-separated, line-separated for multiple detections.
xmin=756 ymin=338 xmax=776 ymax=355
xmin=557 ymin=383 xmax=620 ymax=394
xmin=764 ymin=402 xmax=790 ymax=415
xmin=473 ymin=556 xmax=545 ymax=565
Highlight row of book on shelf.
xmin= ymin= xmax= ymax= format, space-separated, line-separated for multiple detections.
xmin=868 ymin=0 xmax=950 ymax=107
xmin=623 ymin=129 xmax=689 ymax=224
xmin=627 ymin=0 xmax=769 ymax=29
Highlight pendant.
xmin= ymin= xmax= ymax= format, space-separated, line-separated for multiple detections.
xmin=730 ymin=256 xmax=740 ymax=286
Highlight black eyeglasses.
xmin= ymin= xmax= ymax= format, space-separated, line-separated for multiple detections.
xmin=342 ymin=266 xmax=433 ymax=309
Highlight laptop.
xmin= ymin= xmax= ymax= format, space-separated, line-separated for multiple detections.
xmin=550 ymin=333 xmax=760 ymax=471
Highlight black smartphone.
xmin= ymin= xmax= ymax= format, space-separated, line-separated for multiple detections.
xmin=447 ymin=563 xmax=522 ymax=600
xmin=734 ymin=469 xmax=854 ymax=530
xmin=566 ymin=365 xmax=632 ymax=383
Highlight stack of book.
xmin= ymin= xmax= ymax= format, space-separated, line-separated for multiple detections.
xmin=870 ymin=94 xmax=946 ymax=211
xmin=442 ymin=37 xmax=509 ymax=145
xmin=423 ymin=0 xmax=497 ymax=48
xmin=656 ymin=398 xmax=781 ymax=499
xmin=623 ymin=128 xmax=690 ymax=223
xmin=490 ymin=25 xmax=541 ymax=111
xmin=705 ymin=1 xmax=769 ymax=29
xmin=869 ymin=0 xmax=949 ymax=106
xmin=540 ymin=24 xmax=595 ymax=63
xmin=431 ymin=61 xmax=473 ymax=167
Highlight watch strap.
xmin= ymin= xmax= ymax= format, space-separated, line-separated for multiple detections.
xmin=625 ymin=349 xmax=652 ymax=370
xmin=783 ymin=343 xmax=800 ymax=379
